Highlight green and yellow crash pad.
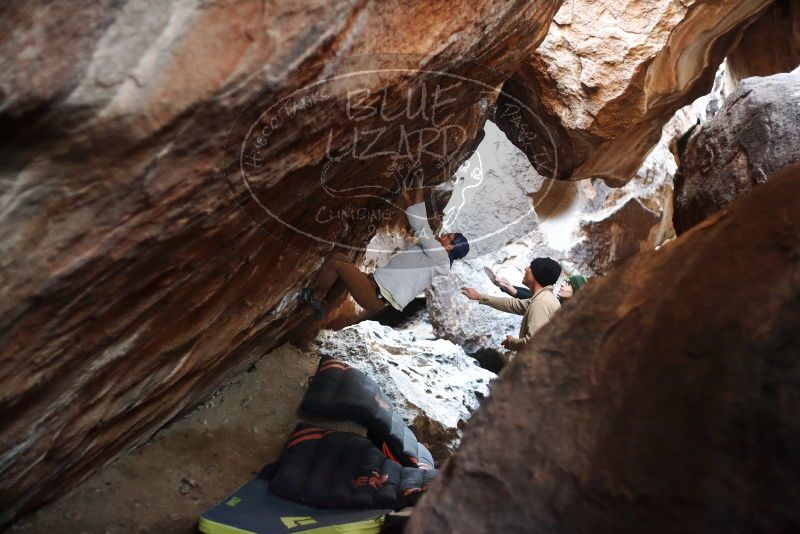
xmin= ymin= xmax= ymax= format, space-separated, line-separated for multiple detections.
xmin=198 ymin=478 xmax=392 ymax=534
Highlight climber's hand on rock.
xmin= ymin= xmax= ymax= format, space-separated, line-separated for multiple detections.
xmin=461 ymin=287 xmax=480 ymax=301
xmin=500 ymin=335 xmax=514 ymax=349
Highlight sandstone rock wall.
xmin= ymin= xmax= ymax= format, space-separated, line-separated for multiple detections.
xmin=0 ymin=0 xmax=563 ymax=523
xmin=407 ymin=162 xmax=800 ymax=534
xmin=9 ymin=343 xmax=329 ymax=533
xmin=494 ymin=0 xmax=773 ymax=185
xmin=727 ymin=0 xmax=800 ymax=86
xmin=674 ymin=67 xmax=800 ymax=234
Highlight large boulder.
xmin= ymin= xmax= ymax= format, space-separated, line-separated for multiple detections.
xmin=674 ymin=67 xmax=800 ymax=234
xmin=494 ymin=0 xmax=773 ymax=185
xmin=727 ymin=0 xmax=800 ymax=86
xmin=313 ymin=320 xmax=494 ymax=464
xmin=407 ymin=163 xmax=800 ymax=533
xmin=0 ymin=0 xmax=563 ymax=524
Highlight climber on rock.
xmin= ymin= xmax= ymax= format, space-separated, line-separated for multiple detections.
xmin=299 ymin=176 xmax=470 ymax=319
xmin=462 ymin=257 xmax=561 ymax=351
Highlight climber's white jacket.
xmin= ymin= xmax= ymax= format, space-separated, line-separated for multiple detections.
xmin=373 ymin=202 xmax=450 ymax=310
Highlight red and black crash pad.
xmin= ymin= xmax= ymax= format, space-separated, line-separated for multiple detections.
xmin=301 ymin=355 xmax=435 ymax=470
xmin=269 ymin=423 xmax=438 ymax=511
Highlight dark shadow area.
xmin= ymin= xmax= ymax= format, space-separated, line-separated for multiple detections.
xmin=370 ymin=297 xmax=427 ymax=328
xmin=469 ymin=348 xmax=508 ymax=374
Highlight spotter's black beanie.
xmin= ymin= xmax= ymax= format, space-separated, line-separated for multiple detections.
xmin=530 ymin=257 xmax=561 ymax=286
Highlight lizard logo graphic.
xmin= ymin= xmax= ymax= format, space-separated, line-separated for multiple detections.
xmin=226 ymin=54 xmax=559 ymax=258
xmin=441 ymin=155 xmax=484 ymax=231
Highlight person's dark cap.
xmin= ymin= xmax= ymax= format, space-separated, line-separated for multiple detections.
xmin=530 ymin=257 xmax=561 ymax=286
xmin=448 ymin=233 xmax=470 ymax=265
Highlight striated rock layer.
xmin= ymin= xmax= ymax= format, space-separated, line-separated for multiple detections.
xmin=10 ymin=343 xmax=332 ymax=533
xmin=494 ymin=0 xmax=773 ymax=185
xmin=674 ymin=67 xmax=800 ymax=234
xmin=0 ymin=0 xmax=563 ymax=524
xmin=407 ymin=163 xmax=800 ymax=533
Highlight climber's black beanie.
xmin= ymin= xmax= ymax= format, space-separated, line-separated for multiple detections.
xmin=530 ymin=257 xmax=561 ymax=286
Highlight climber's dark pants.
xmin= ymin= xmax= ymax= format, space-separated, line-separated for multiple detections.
xmin=312 ymin=252 xmax=384 ymax=313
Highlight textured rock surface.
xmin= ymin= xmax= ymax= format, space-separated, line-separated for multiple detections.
xmin=407 ymin=163 xmax=800 ymax=534
xmin=727 ymin=0 xmax=800 ymax=85
xmin=674 ymin=68 xmax=800 ymax=234
xmin=494 ymin=0 xmax=773 ymax=185
xmin=0 ymin=0 xmax=563 ymax=523
xmin=313 ymin=320 xmax=494 ymax=463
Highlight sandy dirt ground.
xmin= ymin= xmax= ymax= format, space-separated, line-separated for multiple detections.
xmin=9 ymin=343 xmax=364 ymax=534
